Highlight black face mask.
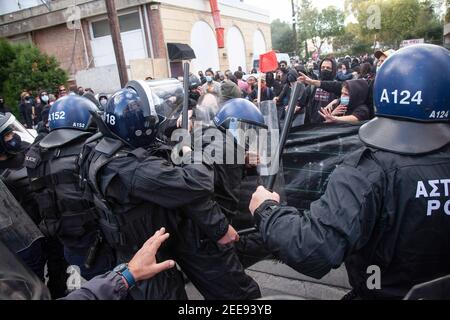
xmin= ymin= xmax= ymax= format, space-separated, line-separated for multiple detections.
xmin=4 ymin=133 xmax=22 ymax=153
xmin=320 ymin=70 xmax=334 ymax=81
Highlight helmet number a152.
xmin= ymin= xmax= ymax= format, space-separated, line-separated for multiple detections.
xmin=105 ymin=114 xmax=116 ymax=126
xmin=380 ymin=89 xmax=423 ymax=105
xmin=49 ymin=111 xmax=66 ymax=121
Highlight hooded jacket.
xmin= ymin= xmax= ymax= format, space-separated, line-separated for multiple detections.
xmin=220 ymin=80 xmax=242 ymax=104
xmin=343 ymin=79 xmax=370 ymax=121
xmin=304 ymin=58 xmax=339 ymax=124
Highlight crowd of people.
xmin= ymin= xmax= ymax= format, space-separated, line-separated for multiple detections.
xmin=185 ymin=49 xmax=390 ymax=129
xmin=0 ymin=44 xmax=449 ymax=301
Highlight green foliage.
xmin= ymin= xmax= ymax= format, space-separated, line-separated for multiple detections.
xmin=271 ymin=19 xmax=297 ymax=54
xmin=0 ymin=38 xmax=16 ymax=91
xmin=344 ymin=0 xmax=444 ymax=50
xmin=0 ymin=40 xmax=68 ymax=116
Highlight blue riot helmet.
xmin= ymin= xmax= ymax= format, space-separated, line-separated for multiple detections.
xmin=38 ymin=95 xmax=99 ymax=149
xmin=213 ymin=98 xmax=267 ymax=148
xmin=359 ymin=44 xmax=450 ymax=155
xmin=104 ymin=80 xmax=164 ymax=149
xmin=0 ymin=113 xmax=35 ymax=156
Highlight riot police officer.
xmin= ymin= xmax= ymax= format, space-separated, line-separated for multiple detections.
xmin=25 ymin=95 xmax=116 ymax=281
xmin=0 ymin=113 xmax=68 ymax=298
xmin=79 ymin=81 xmax=259 ymax=299
xmin=248 ymin=44 xmax=450 ymax=299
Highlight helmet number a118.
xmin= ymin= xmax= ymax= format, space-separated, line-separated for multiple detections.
xmin=380 ymin=89 xmax=423 ymax=105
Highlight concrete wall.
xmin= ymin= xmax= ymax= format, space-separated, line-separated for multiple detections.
xmin=445 ymin=23 xmax=450 ymax=49
xmin=75 ymin=64 xmax=122 ymax=94
xmin=129 ymin=58 xmax=169 ymax=80
xmin=159 ymin=3 xmax=272 ymax=73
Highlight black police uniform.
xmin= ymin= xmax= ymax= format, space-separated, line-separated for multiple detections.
xmin=80 ymin=135 xmax=260 ymax=299
xmin=0 ymin=144 xmax=69 ymax=298
xmin=25 ymin=133 xmax=116 ymax=281
xmin=254 ymin=144 xmax=450 ymax=299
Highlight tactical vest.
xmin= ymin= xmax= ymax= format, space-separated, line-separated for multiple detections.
xmin=0 ymin=160 xmax=41 ymax=225
xmin=25 ymin=136 xmax=99 ymax=250
xmin=344 ymin=145 xmax=450 ymax=299
xmin=79 ymin=136 xmax=179 ymax=261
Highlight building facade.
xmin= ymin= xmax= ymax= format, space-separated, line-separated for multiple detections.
xmin=0 ymin=0 xmax=271 ymax=93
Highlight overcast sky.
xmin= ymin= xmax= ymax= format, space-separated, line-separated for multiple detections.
xmin=243 ymin=0 xmax=347 ymax=22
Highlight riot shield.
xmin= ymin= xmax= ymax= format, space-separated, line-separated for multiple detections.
xmin=193 ymin=93 xmax=219 ymax=127
xmin=0 ymin=240 xmax=50 ymax=300
xmin=257 ymin=100 xmax=285 ymax=197
xmin=0 ymin=179 xmax=44 ymax=254
xmin=144 ymin=79 xmax=184 ymax=120
xmin=0 ymin=113 xmax=36 ymax=145
xmin=283 ymin=122 xmax=364 ymax=211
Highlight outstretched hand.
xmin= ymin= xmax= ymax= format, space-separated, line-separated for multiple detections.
xmin=128 ymin=228 xmax=175 ymax=282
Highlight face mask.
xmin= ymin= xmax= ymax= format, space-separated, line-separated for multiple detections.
xmin=25 ymin=98 xmax=31 ymax=104
xmin=5 ymin=133 xmax=22 ymax=153
xmin=341 ymin=69 xmax=347 ymax=75
xmin=376 ymin=65 xmax=381 ymax=73
xmin=0 ymin=99 xmax=3 ymax=104
xmin=41 ymin=95 xmax=49 ymax=103
xmin=340 ymin=96 xmax=350 ymax=106
xmin=206 ymin=76 xmax=213 ymax=83
xmin=100 ymin=99 xmax=107 ymax=106
xmin=320 ymin=70 xmax=333 ymax=81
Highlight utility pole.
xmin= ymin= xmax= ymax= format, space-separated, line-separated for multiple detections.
xmin=105 ymin=0 xmax=128 ymax=87
xmin=291 ymin=0 xmax=297 ymax=56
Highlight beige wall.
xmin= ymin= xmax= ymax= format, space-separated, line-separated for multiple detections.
xmin=159 ymin=4 xmax=272 ymax=72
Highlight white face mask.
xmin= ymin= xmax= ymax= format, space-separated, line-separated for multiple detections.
xmin=100 ymin=99 xmax=107 ymax=106
xmin=41 ymin=95 xmax=49 ymax=102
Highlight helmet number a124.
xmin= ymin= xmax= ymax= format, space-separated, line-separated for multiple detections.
xmin=380 ymin=89 xmax=423 ymax=105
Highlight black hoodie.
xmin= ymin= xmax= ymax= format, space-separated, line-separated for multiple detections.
xmin=343 ymin=79 xmax=370 ymax=121
xmin=304 ymin=58 xmax=339 ymax=124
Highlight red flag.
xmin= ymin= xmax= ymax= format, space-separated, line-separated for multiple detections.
xmin=259 ymin=51 xmax=278 ymax=73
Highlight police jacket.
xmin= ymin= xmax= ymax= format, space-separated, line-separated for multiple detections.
xmin=0 ymin=144 xmax=41 ymax=225
xmin=25 ymin=133 xmax=101 ymax=251
xmin=254 ymin=144 xmax=450 ymax=299
xmin=80 ymin=136 xmax=229 ymax=257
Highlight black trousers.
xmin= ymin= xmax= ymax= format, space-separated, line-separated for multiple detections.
xmin=174 ymin=220 xmax=261 ymax=300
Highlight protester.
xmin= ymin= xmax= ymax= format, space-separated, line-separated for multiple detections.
xmin=19 ymin=91 xmax=34 ymax=128
xmin=336 ymin=61 xmax=354 ymax=81
xmin=198 ymin=70 xmax=206 ymax=84
xmin=201 ymin=69 xmax=221 ymax=97
xmin=247 ymin=76 xmax=274 ymax=103
xmin=298 ymin=57 xmax=339 ymax=124
xmin=220 ymin=78 xmax=242 ymax=104
xmin=318 ymin=79 xmax=370 ymax=123
xmin=234 ymin=70 xmax=249 ymax=93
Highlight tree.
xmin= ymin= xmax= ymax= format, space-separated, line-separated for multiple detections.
xmin=271 ymin=19 xmax=297 ymax=54
xmin=297 ymin=0 xmax=345 ymax=55
xmin=345 ymin=0 xmax=444 ymax=49
xmin=0 ymin=42 xmax=68 ymax=115
xmin=0 ymin=39 xmax=16 ymax=92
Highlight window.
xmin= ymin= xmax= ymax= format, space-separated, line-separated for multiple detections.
xmin=91 ymin=12 xmax=141 ymax=38
xmin=119 ymin=12 xmax=141 ymax=32
xmin=92 ymin=19 xmax=110 ymax=38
